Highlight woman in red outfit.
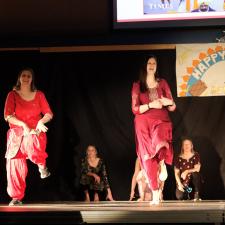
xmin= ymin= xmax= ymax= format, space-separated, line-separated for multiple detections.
xmin=4 ymin=68 xmax=53 ymax=206
xmin=131 ymin=55 xmax=176 ymax=204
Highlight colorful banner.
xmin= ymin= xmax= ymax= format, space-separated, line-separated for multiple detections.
xmin=176 ymin=43 xmax=225 ymax=97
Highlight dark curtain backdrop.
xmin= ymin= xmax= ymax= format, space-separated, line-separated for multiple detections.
xmin=0 ymin=50 xmax=224 ymax=203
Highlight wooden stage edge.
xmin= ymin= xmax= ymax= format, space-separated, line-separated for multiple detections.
xmin=0 ymin=200 xmax=224 ymax=224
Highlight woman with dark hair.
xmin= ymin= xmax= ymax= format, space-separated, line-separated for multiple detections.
xmin=174 ymin=138 xmax=202 ymax=201
xmin=131 ymin=55 xmax=176 ymax=204
xmin=80 ymin=145 xmax=114 ymax=202
xmin=4 ymin=68 xmax=53 ymax=206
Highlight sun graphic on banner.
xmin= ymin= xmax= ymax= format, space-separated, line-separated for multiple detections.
xmin=179 ymin=45 xmax=225 ymax=97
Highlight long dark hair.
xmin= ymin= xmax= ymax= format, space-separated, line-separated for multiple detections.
xmin=13 ymin=67 xmax=37 ymax=91
xmin=139 ymin=55 xmax=160 ymax=93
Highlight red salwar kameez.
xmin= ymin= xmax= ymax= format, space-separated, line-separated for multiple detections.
xmin=131 ymin=79 xmax=174 ymax=190
xmin=4 ymin=90 xmax=53 ymax=201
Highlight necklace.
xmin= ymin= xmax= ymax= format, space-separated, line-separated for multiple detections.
xmin=148 ymin=85 xmax=158 ymax=101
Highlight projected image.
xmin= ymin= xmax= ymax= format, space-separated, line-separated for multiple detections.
xmin=114 ymin=0 xmax=225 ymax=28
xmin=144 ymin=0 xmax=224 ymax=14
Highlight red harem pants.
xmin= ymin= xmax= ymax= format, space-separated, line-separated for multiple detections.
xmin=134 ymin=117 xmax=173 ymax=190
xmin=6 ymin=132 xmax=48 ymax=200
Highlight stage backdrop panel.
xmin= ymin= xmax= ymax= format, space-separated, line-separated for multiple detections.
xmin=176 ymin=43 xmax=225 ymax=97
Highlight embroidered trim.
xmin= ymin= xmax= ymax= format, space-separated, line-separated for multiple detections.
xmin=5 ymin=114 xmax=14 ymax=122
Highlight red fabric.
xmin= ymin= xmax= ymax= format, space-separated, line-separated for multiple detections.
xmin=6 ymin=157 xmax=28 ymax=200
xmin=132 ymin=79 xmax=174 ymax=190
xmin=4 ymin=90 xmax=53 ymax=129
xmin=4 ymin=90 xmax=53 ymax=200
xmin=5 ymin=127 xmax=48 ymax=160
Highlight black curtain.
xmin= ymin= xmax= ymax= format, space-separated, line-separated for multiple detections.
xmin=0 ymin=49 xmax=224 ymax=203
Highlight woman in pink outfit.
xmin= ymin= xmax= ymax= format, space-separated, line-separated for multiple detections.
xmin=4 ymin=68 xmax=53 ymax=206
xmin=131 ymin=55 xmax=176 ymax=204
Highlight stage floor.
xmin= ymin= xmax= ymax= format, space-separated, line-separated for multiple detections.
xmin=0 ymin=200 xmax=225 ymax=224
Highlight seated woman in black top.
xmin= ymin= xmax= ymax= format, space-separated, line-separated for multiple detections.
xmin=80 ymin=145 xmax=114 ymax=201
xmin=174 ymin=138 xmax=202 ymax=201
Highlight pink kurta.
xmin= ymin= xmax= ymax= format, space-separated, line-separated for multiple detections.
xmin=131 ymin=79 xmax=174 ymax=190
xmin=4 ymin=90 xmax=53 ymax=200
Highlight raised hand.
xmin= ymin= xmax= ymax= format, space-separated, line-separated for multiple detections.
xmin=159 ymin=97 xmax=173 ymax=106
xmin=149 ymin=99 xmax=163 ymax=109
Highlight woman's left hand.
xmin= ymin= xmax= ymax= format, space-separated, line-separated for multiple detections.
xmin=159 ymin=97 xmax=173 ymax=106
xmin=36 ymin=120 xmax=48 ymax=133
xmin=181 ymin=170 xmax=189 ymax=180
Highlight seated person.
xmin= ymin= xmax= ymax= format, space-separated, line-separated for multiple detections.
xmin=129 ymin=158 xmax=152 ymax=201
xmin=80 ymin=145 xmax=114 ymax=202
xmin=191 ymin=1 xmax=215 ymax=12
xmin=174 ymin=138 xmax=202 ymax=201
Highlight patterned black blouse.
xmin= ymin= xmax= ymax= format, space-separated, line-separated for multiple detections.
xmin=80 ymin=158 xmax=110 ymax=191
xmin=174 ymin=152 xmax=200 ymax=186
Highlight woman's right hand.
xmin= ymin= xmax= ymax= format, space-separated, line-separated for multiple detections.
xmin=159 ymin=97 xmax=173 ymax=106
xmin=149 ymin=100 xmax=163 ymax=109
xmin=22 ymin=123 xmax=31 ymax=136
xmin=177 ymin=182 xmax=185 ymax=192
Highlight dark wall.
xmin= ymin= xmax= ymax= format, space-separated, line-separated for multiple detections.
xmin=0 ymin=1 xmax=224 ymax=47
xmin=0 ymin=49 xmax=224 ymax=203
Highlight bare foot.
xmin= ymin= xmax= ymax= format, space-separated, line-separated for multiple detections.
xmin=94 ymin=192 xmax=99 ymax=202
